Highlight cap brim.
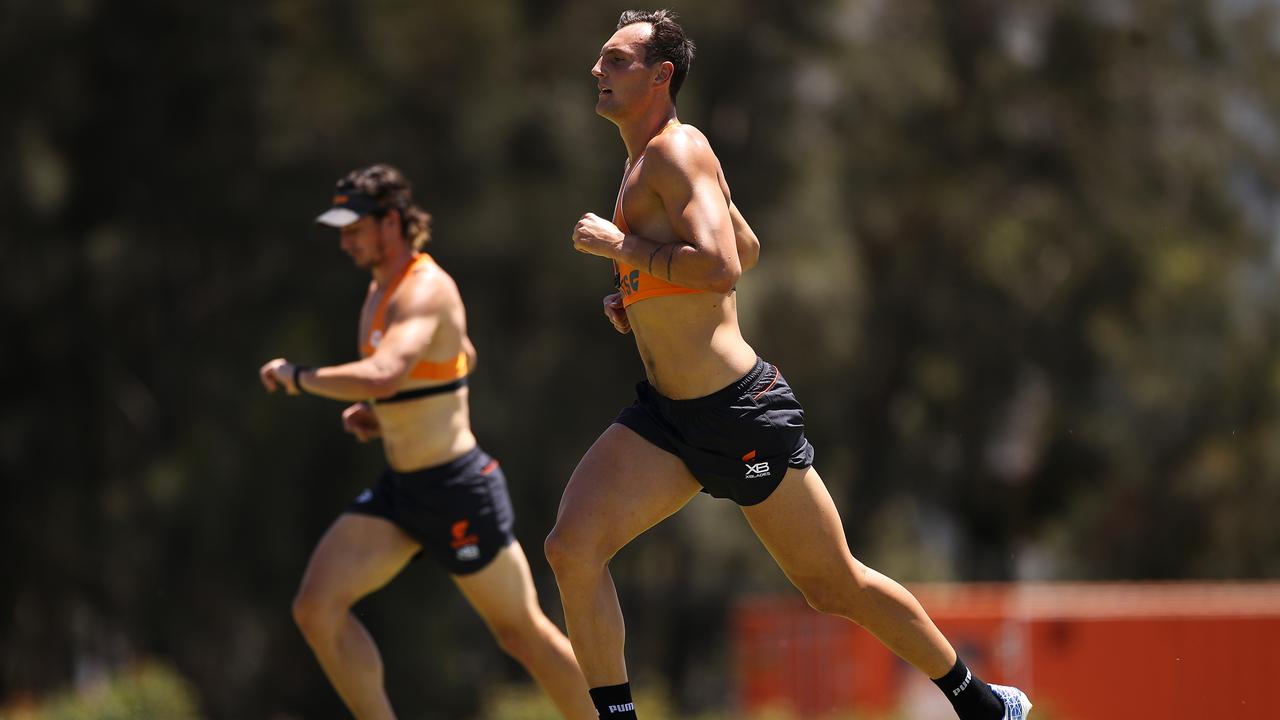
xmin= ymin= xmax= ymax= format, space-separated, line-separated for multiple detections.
xmin=315 ymin=207 xmax=362 ymax=227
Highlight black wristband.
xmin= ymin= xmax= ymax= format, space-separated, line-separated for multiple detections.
xmin=292 ymin=365 xmax=311 ymax=393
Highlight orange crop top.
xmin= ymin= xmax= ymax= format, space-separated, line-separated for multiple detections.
xmin=612 ymin=146 xmax=706 ymax=308
xmin=361 ymin=253 xmax=470 ymax=381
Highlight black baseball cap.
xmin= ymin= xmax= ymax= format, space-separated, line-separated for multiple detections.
xmin=315 ymin=182 xmax=385 ymax=228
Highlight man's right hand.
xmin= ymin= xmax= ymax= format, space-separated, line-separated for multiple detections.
xmin=259 ymin=357 xmax=301 ymax=395
xmin=603 ymin=292 xmax=631 ymax=334
xmin=342 ymin=402 xmax=381 ymax=442
xmin=572 ymin=212 xmax=625 ymax=259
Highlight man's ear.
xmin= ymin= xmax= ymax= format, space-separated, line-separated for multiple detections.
xmin=654 ymin=60 xmax=674 ymax=87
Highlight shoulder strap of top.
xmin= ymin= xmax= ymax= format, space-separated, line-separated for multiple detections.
xmin=369 ymin=253 xmax=433 ymax=334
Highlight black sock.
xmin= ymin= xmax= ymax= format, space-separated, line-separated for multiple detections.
xmin=589 ymin=682 xmax=638 ymax=719
xmin=931 ymin=656 xmax=1004 ymax=720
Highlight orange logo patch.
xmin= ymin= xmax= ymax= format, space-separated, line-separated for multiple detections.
xmin=450 ymin=519 xmax=480 ymax=550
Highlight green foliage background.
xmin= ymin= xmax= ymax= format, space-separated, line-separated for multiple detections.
xmin=4 ymin=1 xmax=1279 ymax=717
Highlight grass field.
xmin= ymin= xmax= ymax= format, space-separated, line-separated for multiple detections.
xmin=0 ymin=662 xmax=1055 ymax=719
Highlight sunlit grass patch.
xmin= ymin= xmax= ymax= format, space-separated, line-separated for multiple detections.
xmin=0 ymin=661 xmax=202 ymax=720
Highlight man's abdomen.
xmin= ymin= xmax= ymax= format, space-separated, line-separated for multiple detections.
xmin=376 ymin=394 xmax=477 ymax=472
xmin=627 ymin=293 xmax=757 ymax=400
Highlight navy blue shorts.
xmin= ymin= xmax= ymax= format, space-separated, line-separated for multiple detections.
xmin=614 ymin=357 xmax=815 ymax=506
xmin=347 ymin=447 xmax=515 ymax=575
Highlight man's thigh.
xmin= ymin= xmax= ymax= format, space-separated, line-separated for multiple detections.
xmin=298 ymin=513 xmax=422 ymax=604
xmin=554 ymin=423 xmax=702 ymax=559
xmin=451 ymin=541 xmax=541 ymax=627
xmin=739 ymin=466 xmax=858 ymax=581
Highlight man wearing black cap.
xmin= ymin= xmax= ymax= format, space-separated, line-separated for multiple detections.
xmin=259 ymin=164 xmax=593 ymax=720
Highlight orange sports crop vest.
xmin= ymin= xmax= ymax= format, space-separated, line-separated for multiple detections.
xmin=612 ymin=135 xmax=706 ymax=308
xmin=361 ymin=253 xmax=469 ymax=381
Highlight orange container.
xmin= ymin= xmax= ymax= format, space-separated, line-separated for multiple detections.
xmin=734 ymin=582 xmax=1280 ymax=719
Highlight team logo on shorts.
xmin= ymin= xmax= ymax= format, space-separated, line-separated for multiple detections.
xmin=742 ymin=449 xmax=771 ymax=480
xmin=354 ymin=488 xmax=374 ymax=504
xmin=450 ymin=519 xmax=481 ymax=561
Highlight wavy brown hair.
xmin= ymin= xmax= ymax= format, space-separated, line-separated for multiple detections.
xmin=338 ymin=164 xmax=433 ymax=250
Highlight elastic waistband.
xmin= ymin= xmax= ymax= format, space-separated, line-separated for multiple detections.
xmin=393 ymin=446 xmax=490 ymax=483
xmin=644 ymin=357 xmax=769 ymax=411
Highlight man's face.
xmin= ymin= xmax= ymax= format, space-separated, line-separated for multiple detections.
xmin=338 ymin=215 xmax=386 ymax=270
xmin=592 ymin=23 xmax=658 ymax=120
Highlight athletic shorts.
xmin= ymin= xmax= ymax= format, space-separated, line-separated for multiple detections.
xmin=614 ymin=357 xmax=815 ymax=506
xmin=347 ymin=446 xmax=515 ymax=575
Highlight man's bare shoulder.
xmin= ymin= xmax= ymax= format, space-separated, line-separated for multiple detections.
xmin=644 ymin=124 xmax=720 ymax=180
xmin=390 ymin=259 xmax=460 ymax=319
xmin=647 ymin=124 xmax=714 ymax=162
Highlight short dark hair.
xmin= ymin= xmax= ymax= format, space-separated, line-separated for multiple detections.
xmin=338 ymin=164 xmax=432 ymax=249
xmin=617 ymin=9 xmax=695 ymax=102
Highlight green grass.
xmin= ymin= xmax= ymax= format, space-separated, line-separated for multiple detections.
xmin=477 ymin=684 xmax=921 ymax=720
xmin=2 ymin=666 xmax=1048 ymax=720
xmin=0 ymin=662 xmax=201 ymax=720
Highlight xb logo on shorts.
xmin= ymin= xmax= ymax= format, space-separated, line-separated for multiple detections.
xmin=742 ymin=449 xmax=771 ymax=480
xmin=450 ymin=519 xmax=481 ymax=561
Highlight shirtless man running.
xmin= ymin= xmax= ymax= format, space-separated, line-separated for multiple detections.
xmin=543 ymin=11 xmax=1032 ymax=720
xmin=259 ymin=164 xmax=593 ymax=720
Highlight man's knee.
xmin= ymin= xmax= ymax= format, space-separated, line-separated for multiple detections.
xmin=544 ymin=522 xmax=604 ymax=578
xmin=799 ymin=582 xmax=851 ymax=617
xmin=795 ymin=565 xmax=872 ymax=619
xmin=543 ymin=524 xmax=575 ymax=575
xmin=291 ymin=591 xmax=321 ymax=636
xmin=489 ymin=619 xmax=539 ymax=663
xmin=291 ymin=585 xmax=346 ymax=638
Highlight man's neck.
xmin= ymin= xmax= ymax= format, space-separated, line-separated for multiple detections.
xmin=619 ymin=105 xmax=679 ymax=162
xmin=371 ymin=245 xmax=416 ymax=287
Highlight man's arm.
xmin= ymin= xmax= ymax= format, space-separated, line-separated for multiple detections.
xmin=573 ymin=132 xmax=741 ymax=294
xmin=729 ymin=201 xmax=759 ymax=272
xmin=260 ymin=272 xmax=444 ymax=401
xmin=461 ymin=335 xmax=477 ymax=374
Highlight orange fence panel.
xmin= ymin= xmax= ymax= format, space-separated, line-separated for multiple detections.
xmin=734 ymin=582 xmax=1280 ymax=719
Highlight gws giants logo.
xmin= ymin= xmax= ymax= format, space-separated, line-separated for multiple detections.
xmin=450 ymin=519 xmax=481 ymax=561
xmin=742 ymin=449 xmax=771 ymax=480
xmin=619 ymin=269 xmax=641 ymax=298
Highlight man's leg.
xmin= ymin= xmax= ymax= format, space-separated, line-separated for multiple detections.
xmin=452 ymin=541 xmax=596 ymax=720
xmin=740 ymin=466 xmax=955 ymax=674
xmin=292 ymin=513 xmax=421 ymax=720
xmin=741 ymin=466 xmax=1021 ymax=719
xmin=543 ymin=424 xmax=702 ymax=702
